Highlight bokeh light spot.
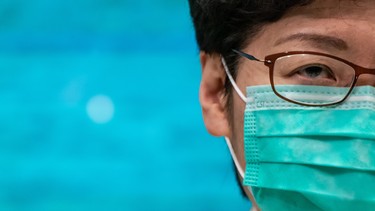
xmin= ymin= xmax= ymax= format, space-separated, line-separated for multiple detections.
xmin=86 ymin=95 xmax=114 ymax=124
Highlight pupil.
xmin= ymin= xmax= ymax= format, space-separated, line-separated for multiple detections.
xmin=305 ymin=66 xmax=322 ymax=78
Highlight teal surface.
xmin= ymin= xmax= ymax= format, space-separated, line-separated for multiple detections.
xmin=0 ymin=1 xmax=249 ymax=210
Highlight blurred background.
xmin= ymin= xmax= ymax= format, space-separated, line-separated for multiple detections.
xmin=0 ymin=0 xmax=250 ymax=210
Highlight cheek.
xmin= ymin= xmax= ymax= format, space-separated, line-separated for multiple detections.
xmin=237 ymin=62 xmax=271 ymax=90
xmin=229 ymin=64 xmax=270 ymax=167
xmin=232 ymin=91 xmax=246 ymax=138
xmin=230 ymin=89 xmax=246 ymax=167
xmin=231 ymin=64 xmax=270 ymax=129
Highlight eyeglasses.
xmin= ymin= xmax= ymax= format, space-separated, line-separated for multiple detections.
xmin=232 ymin=49 xmax=375 ymax=106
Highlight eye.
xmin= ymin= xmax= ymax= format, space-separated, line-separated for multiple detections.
xmin=295 ymin=64 xmax=335 ymax=80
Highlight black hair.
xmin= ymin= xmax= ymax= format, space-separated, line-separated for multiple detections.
xmin=188 ymin=0 xmax=314 ymax=199
xmin=188 ymin=0 xmax=314 ymax=114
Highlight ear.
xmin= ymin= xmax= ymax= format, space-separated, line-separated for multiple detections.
xmin=199 ymin=52 xmax=230 ymax=137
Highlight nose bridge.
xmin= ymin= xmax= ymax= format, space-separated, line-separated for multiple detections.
xmin=356 ymin=69 xmax=375 ymax=86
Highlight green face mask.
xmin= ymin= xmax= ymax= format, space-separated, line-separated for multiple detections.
xmin=243 ymin=85 xmax=375 ymax=211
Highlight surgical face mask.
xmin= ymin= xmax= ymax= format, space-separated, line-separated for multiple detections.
xmin=222 ymin=58 xmax=375 ymax=211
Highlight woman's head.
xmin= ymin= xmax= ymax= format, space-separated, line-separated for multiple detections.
xmin=189 ymin=0 xmax=375 ymax=208
xmin=189 ymin=0 xmax=313 ymax=113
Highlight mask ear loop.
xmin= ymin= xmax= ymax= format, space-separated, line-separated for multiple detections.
xmin=221 ymin=57 xmax=247 ymax=103
xmin=225 ymin=137 xmax=259 ymax=211
xmin=221 ymin=57 xmax=259 ymax=211
xmin=220 ymin=56 xmax=247 ymax=178
xmin=224 ymin=136 xmax=244 ymax=178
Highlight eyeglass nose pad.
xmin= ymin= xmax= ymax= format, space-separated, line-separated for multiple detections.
xmin=355 ymin=74 xmax=375 ymax=87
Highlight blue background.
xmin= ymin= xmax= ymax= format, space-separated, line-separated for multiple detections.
xmin=0 ymin=0 xmax=249 ymax=210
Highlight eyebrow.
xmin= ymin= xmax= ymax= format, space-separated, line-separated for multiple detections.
xmin=274 ymin=33 xmax=349 ymax=51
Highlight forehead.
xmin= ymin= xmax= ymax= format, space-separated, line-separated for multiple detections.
xmin=247 ymin=0 xmax=375 ymax=61
xmin=289 ymin=0 xmax=375 ymax=18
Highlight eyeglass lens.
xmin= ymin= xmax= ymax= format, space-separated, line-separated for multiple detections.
xmin=272 ymin=54 xmax=356 ymax=105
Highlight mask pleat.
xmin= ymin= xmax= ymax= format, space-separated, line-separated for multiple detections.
xmin=243 ymin=85 xmax=375 ymax=211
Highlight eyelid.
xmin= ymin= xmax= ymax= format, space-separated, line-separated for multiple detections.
xmin=291 ymin=63 xmax=335 ymax=77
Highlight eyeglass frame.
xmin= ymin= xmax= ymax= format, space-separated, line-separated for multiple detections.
xmin=232 ymin=49 xmax=375 ymax=106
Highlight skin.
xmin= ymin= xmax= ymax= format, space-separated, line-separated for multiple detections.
xmin=199 ymin=0 xmax=375 ymax=209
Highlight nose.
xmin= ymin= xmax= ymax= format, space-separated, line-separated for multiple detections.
xmin=355 ymin=74 xmax=375 ymax=86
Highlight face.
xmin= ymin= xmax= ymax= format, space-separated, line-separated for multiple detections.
xmin=199 ymin=0 xmax=375 ymax=202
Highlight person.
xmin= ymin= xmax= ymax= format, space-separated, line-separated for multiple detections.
xmin=188 ymin=0 xmax=375 ymax=210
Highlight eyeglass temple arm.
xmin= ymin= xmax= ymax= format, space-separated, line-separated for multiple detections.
xmin=232 ymin=49 xmax=264 ymax=62
xmin=220 ymin=49 xmax=266 ymax=103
